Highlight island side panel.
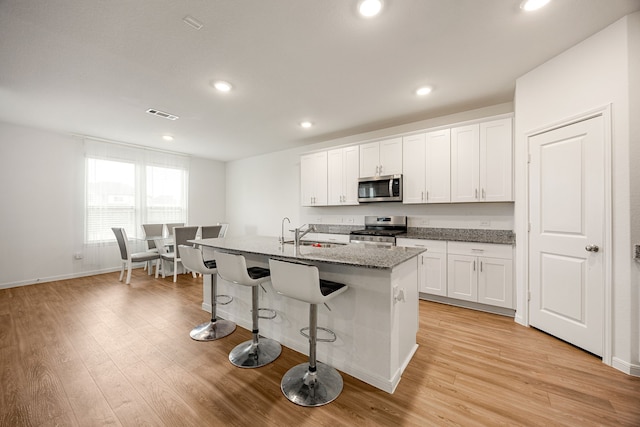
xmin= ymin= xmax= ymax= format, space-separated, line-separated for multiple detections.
xmin=199 ymin=246 xmax=420 ymax=393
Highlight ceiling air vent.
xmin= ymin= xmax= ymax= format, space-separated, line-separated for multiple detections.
xmin=146 ymin=109 xmax=179 ymax=120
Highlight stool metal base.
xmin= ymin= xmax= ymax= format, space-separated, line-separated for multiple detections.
xmin=229 ymin=337 xmax=281 ymax=368
xmin=190 ymin=319 xmax=236 ymax=341
xmin=281 ymin=362 xmax=343 ymax=407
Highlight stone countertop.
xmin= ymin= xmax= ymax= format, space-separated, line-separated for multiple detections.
xmin=400 ymin=227 xmax=515 ymax=245
xmin=191 ymin=236 xmax=424 ymax=270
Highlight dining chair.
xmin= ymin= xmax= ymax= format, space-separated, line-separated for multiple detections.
xmin=158 ymin=226 xmax=199 ymax=282
xmin=111 ymin=227 xmax=160 ymax=285
xmin=142 ymin=223 xmax=164 ymax=272
xmin=217 ymin=223 xmax=229 ymax=238
xmin=164 ymin=223 xmax=185 ymax=238
xmin=201 ymin=225 xmax=223 ymax=239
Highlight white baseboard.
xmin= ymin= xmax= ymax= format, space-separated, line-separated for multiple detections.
xmin=0 ymin=267 xmax=122 ymax=290
xmin=612 ymin=357 xmax=640 ymax=377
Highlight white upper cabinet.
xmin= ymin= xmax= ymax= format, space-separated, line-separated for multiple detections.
xmin=359 ymin=137 xmax=402 ymax=177
xmin=451 ymin=124 xmax=480 ymax=202
xmin=300 ymin=151 xmax=327 ymax=206
xmin=425 ymin=129 xmax=451 ymax=203
xmin=451 ymin=117 xmax=513 ymax=202
xmin=402 ymin=133 xmax=426 ymax=204
xmin=327 ymin=146 xmax=359 ymax=205
xmin=480 ymin=118 xmax=513 ymax=201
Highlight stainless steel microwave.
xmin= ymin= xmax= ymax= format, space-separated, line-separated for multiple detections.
xmin=358 ymin=174 xmax=403 ymax=203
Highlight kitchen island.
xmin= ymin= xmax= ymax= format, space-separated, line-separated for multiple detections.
xmin=191 ymin=236 xmax=424 ymax=393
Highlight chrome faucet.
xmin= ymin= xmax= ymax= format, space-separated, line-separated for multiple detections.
xmin=294 ymin=224 xmax=315 ymax=247
xmin=280 ymin=217 xmax=291 ymax=244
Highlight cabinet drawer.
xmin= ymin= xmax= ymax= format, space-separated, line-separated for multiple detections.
xmin=447 ymin=241 xmax=512 ymax=259
xmin=396 ymin=238 xmax=447 ymax=253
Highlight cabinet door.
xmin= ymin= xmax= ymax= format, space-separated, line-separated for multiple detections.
xmin=478 ymin=257 xmax=513 ymax=308
xmin=425 ymin=128 xmax=451 ymax=203
xmin=421 ymin=251 xmax=447 ymax=296
xmin=300 ymin=152 xmax=327 ymax=206
xmin=314 ymin=151 xmax=328 ymax=205
xmin=480 ymin=118 xmax=513 ymax=201
xmin=447 ymin=254 xmax=477 ymax=302
xmin=379 ymin=137 xmax=403 ymax=175
xmin=402 ymin=134 xmax=426 ymax=204
xmin=451 ymin=124 xmax=480 ymax=202
xmin=327 ymin=148 xmax=344 ymax=205
xmin=359 ymin=141 xmax=380 ymax=177
xmin=300 ymin=154 xmax=316 ymax=206
xmin=343 ymin=146 xmax=360 ymax=205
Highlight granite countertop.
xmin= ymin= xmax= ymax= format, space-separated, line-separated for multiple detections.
xmin=191 ymin=236 xmax=424 ymax=270
xmin=312 ymin=224 xmax=516 ymax=245
xmin=401 ymin=227 xmax=515 ymax=244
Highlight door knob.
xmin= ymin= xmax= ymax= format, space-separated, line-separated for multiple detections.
xmin=585 ymin=244 xmax=599 ymax=252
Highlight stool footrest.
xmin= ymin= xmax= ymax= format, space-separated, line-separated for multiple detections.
xmin=215 ymin=294 xmax=233 ymax=305
xmin=257 ymin=308 xmax=277 ymax=320
xmin=299 ymin=326 xmax=337 ymax=343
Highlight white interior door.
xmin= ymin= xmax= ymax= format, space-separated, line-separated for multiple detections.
xmin=528 ymin=116 xmax=605 ymax=356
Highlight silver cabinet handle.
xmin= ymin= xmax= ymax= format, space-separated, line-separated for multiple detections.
xmin=585 ymin=244 xmax=600 ymax=252
xmin=473 ymin=260 xmax=476 ymax=271
xmin=426 ymin=191 xmax=429 ymax=201
xmin=482 ymin=188 xmax=486 ymax=199
xmin=421 ymin=191 xmax=424 ymax=201
xmin=475 ymin=188 xmax=478 ymax=199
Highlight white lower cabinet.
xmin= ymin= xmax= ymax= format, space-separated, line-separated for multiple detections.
xmin=396 ymin=238 xmax=447 ymax=296
xmin=446 ymin=242 xmax=514 ymax=309
xmin=397 ymin=239 xmax=514 ymax=309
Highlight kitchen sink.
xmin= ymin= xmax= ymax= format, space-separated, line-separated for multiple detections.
xmin=282 ymin=240 xmax=346 ymax=248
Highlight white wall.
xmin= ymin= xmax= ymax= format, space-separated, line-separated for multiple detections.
xmin=225 ymin=103 xmax=515 ymax=239
xmin=0 ymin=122 xmax=226 ymax=288
xmin=514 ymin=12 xmax=639 ymax=373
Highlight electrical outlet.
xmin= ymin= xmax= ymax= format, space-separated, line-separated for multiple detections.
xmin=479 ymin=220 xmax=491 ymax=227
xmin=73 ymin=252 xmax=84 ymax=260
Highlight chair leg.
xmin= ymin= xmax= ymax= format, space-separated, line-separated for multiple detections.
xmin=190 ymin=274 xmax=236 ymax=341
xmin=228 ymin=286 xmax=281 ymax=368
xmin=173 ymin=258 xmax=178 ymax=283
xmin=119 ymin=262 xmax=125 ymax=282
xmin=279 ymin=303 xmax=343 ymax=407
xmin=126 ymin=262 xmax=132 ymax=285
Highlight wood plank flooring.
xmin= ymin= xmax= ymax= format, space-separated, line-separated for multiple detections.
xmin=1 ymin=270 xmax=639 ymax=426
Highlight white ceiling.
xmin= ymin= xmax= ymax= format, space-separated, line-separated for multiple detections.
xmin=1 ymin=0 xmax=639 ymax=162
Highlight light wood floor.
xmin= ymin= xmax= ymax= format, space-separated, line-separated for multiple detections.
xmin=1 ymin=270 xmax=639 ymax=427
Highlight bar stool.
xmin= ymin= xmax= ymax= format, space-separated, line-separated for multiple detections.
xmin=268 ymin=258 xmax=348 ymax=407
xmin=179 ymin=245 xmax=236 ymax=341
xmin=214 ymin=251 xmax=281 ymax=368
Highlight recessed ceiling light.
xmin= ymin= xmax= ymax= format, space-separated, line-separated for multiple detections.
xmin=212 ymin=80 xmax=233 ymax=92
xmin=520 ymin=0 xmax=551 ymax=11
xmin=416 ymin=86 xmax=432 ymax=96
xmin=358 ymin=0 xmax=383 ymax=17
xmin=300 ymin=121 xmax=313 ymax=129
xmin=162 ymin=135 xmax=174 ymax=142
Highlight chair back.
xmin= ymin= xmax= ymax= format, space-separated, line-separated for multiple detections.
xmin=178 ymin=245 xmax=210 ymax=275
xmin=142 ymin=224 xmax=163 ymax=249
xmin=217 ymin=223 xmax=229 ymax=238
xmin=174 ymin=226 xmax=199 ymax=257
xmin=111 ymin=227 xmax=130 ymax=261
xmin=154 ymin=238 xmax=169 ymax=255
xmin=269 ymin=259 xmax=328 ymax=304
xmin=201 ymin=225 xmax=222 ymax=239
xmin=164 ymin=222 xmax=185 ymax=237
xmin=214 ymin=251 xmax=255 ymax=286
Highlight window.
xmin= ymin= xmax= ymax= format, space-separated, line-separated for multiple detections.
xmin=84 ymin=139 xmax=189 ymax=243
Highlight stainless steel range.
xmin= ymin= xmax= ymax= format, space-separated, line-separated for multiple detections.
xmin=349 ymin=216 xmax=407 ymax=246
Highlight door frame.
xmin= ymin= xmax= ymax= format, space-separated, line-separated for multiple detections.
xmin=522 ymin=105 xmax=612 ymax=365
